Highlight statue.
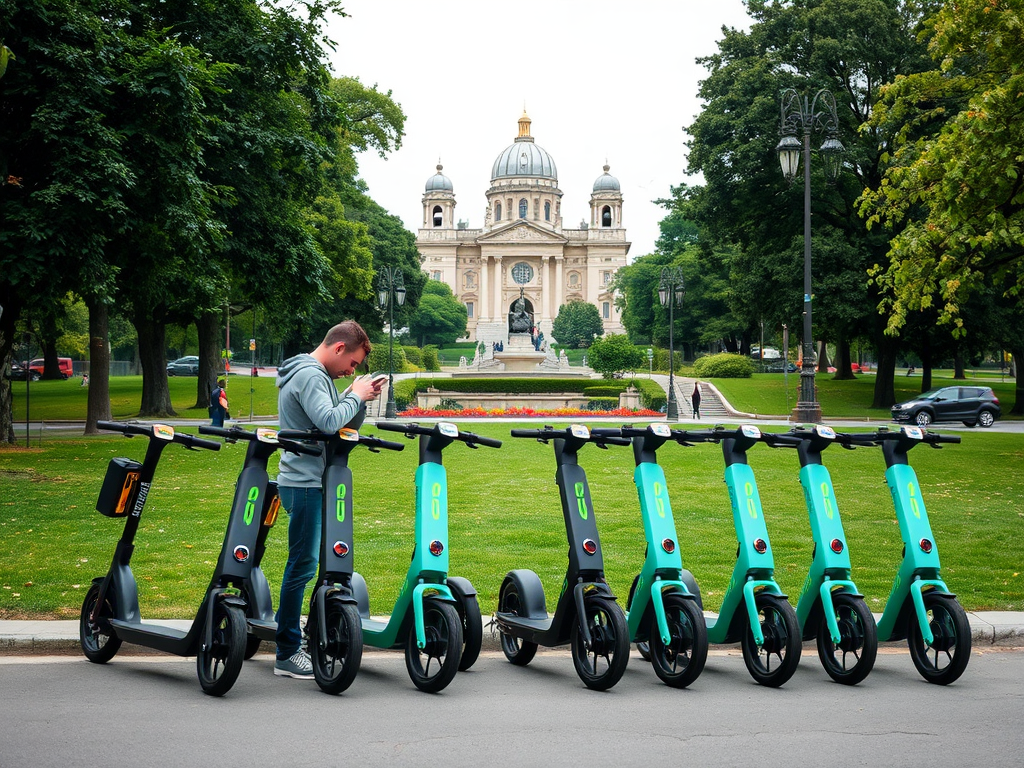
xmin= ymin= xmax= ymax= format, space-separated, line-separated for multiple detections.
xmin=509 ymin=291 xmax=531 ymax=333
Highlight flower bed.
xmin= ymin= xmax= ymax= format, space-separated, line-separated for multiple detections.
xmin=399 ymin=406 xmax=662 ymax=418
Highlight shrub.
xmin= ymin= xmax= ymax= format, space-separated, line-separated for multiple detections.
xmin=583 ymin=386 xmax=623 ymax=398
xmin=438 ymin=397 xmax=463 ymax=411
xmin=403 ymin=346 xmax=422 ymax=366
xmin=692 ymin=352 xmax=755 ymax=378
xmin=588 ymin=334 xmax=645 ymax=379
xmin=367 ymin=343 xmax=408 ymax=375
xmin=421 ymin=345 xmax=440 ymax=372
xmin=586 ymin=397 xmax=619 ymax=412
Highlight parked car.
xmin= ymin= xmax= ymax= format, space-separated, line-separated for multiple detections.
xmin=891 ymin=385 xmax=1001 ymax=428
xmin=8 ymin=362 xmax=41 ymax=381
xmin=166 ymin=356 xmax=200 ymax=376
xmin=27 ymin=357 xmax=73 ymax=379
xmin=766 ymin=361 xmax=797 ymax=373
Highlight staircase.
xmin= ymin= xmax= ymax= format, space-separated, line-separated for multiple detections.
xmin=674 ymin=379 xmax=730 ymax=421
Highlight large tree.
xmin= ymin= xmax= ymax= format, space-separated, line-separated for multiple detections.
xmin=409 ymin=280 xmax=468 ymax=347
xmin=552 ymin=300 xmax=604 ymax=349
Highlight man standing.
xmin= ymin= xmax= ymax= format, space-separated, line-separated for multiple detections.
xmin=210 ymin=378 xmax=229 ymax=426
xmin=691 ymin=381 xmax=702 ymax=420
xmin=273 ymin=321 xmax=382 ymax=678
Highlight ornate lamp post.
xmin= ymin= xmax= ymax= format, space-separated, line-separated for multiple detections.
xmin=658 ymin=266 xmax=685 ymax=421
xmin=377 ymin=266 xmax=406 ymax=419
xmin=776 ymin=87 xmax=844 ymax=423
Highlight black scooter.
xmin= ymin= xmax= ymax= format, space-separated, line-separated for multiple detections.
xmin=80 ymin=421 xmax=319 ymax=696
xmin=495 ymin=425 xmax=632 ymax=691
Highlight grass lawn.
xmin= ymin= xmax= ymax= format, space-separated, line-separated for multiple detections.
xmin=2 ymin=424 xmax=1021 ymax=619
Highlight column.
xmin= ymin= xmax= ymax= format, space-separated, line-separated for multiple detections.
xmin=540 ymin=255 xmax=550 ymax=322
xmin=555 ymin=256 xmax=564 ymax=313
xmin=493 ymin=256 xmax=503 ymax=321
xmin=479 ymin=256 xmax=489 ymax=321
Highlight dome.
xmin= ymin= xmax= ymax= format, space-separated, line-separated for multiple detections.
xmin=425 ymin=163 xmax=453 ymax=192
xmin=593 ymin=164 xmax=620 ymax=192
xmin=491 ymin=111 xmax=558 ymax=181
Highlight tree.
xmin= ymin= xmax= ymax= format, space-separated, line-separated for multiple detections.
xmin=552 ymin=301 xmax=604 ymax=349
xmin=409 ymin=280 xmax=467 ymax=347
xmin=588 ymin=334 xmax=645 ymax=380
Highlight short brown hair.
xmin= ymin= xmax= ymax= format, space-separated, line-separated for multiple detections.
xmin=322 ymin=320 xmax=371 ymax=357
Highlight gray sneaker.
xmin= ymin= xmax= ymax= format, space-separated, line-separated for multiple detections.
xmin=274 ymin=650 xmax=314 ymax=679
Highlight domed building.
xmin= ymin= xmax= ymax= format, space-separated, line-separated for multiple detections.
xmin=416 ymin=111 xmax=629 ymax=343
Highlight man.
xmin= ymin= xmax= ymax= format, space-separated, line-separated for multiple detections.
xmin=273 ymin=321 xmax=382 ymax=678
xmin=210 ymin=378 xmax=229 ymax=426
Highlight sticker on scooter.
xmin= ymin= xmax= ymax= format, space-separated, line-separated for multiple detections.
xmin=741 ymin=425 xmax=761 ymax=439
xmin=438 ymin=422 xmax=459 ymax=438
xmin=575 ymin=481 xmax=588 ymax=520
xmin=571 ymin=424 xmax=590 ymax=439
xmin=244 ymin=486 xmax=259 ymax=525
xmin=815 ymin=425 xmax=836 ymax=440
xmin=902 ymin=425 xmax=923 ymax=439
xmin=336 ymin=484 xmax=346 ymax=522
xmin=255 ymin=428 xmax=279 ymax=443
xmin=153 ymin=424 xmax=174 ymax=441
xmin=650 ymin=423 xmax=672 ymax=438
xmin=338 ymin=427 xmax=359 ymax=441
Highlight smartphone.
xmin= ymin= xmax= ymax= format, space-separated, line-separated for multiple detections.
xmin=370 ymin=371 xmax=388 ymax=388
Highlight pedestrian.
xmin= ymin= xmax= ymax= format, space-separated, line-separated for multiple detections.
xmin=273 ymin=321 xmax=381 ymax=679
xmin=81 ymin=373 xmax=89 ymax=387
xmin=691 ymin=381 xmax=702 ymax=420
xmin=210 ymin=378 xmax=229 ymax=426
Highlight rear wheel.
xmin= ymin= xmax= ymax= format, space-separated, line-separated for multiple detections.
xmin=816 ymin=593 xmax=877 ymax=685
xmin=915 ymin=411 xmax=933 ymax=427
xmin=571 ymin=596 xmax=629 ymax=691
xmin=908 ymin=592 xmax=971 ymax=685
xmin=80 ymin=584 xmax=122 ymax=663
xmin=741 ymin=593 xmax=801 ymax=687
xmin=498 ymin=580 xmax=538 ymax=666
xmin=978 ymin=410 xmax=996 ymax=428
xmin=196 ymin=602 xmax=246 ymax=696
xmin=452 ymin=591 xmax=482 ymax=671
xmin=308 ymin=597 xmax=362 ymax=695
xmin=405 ymin=599 xmax=462 ymax=693
xmin=649 ymin=593 xmax=707 ymax=688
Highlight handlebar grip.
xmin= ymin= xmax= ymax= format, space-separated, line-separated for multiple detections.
xmin=278 ymin=428 xmax=333 ymax=442
xmin=462 ymin=433 xmax=502 ymax=448
xmin=596 ymin=435 xmax=632 ymax=447
xmin=510 ymin=429 xmax=545 ymax=438
xmin=376 ymin=420 xmax=414 ymax=434
xmin=927 ymin=433 xmax=961 ymax=445
xmin=588 ymin=427 xmax=623 ymax=438
xmin=177 ymin=434 xmax=222 ymax=451
xmin=199 ymin=425 xmax=241 ymax=438
xmin=371 ymin=438 xmax=406 ymax=452
xmin=97 ymin=420 xmax=150 ymax=437
xmin=279 ymin=439 xmax=323 ymax=457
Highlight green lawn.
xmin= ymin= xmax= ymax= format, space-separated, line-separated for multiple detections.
xmin=2 ymin=424 xmax=1021 ymax=619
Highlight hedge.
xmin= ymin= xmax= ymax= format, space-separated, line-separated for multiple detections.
xmin=395 ymin=377 xmax=667 ymax=412
xmin=692 ymin=352 xmax=755 ymax=379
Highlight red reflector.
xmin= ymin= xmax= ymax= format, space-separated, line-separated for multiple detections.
xmin=753 ymin=538 xmax=767 ymax=554
xmin=661 ymin=538 xmax=676 ymax=554
xmin=582 ymin=538 xmax=597 ymax=555
xmin=429 ymin=540 xmax=444 ymax=556
xmin=830 ymin=538 xmax=844 ymax=554
xmin=333 ymin=541 xmax=349 ymax=558
xmin=232 ymin=545 xmax=250 ymax=563
xmin=919 ymin=538 xmax=933 ymax=554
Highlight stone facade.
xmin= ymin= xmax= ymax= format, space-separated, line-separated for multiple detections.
xmin=416 ymin=111 xmax=629 ymax=344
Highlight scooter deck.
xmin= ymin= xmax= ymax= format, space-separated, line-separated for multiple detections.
xmin=109 ymin=619 xmax=195 ymax=655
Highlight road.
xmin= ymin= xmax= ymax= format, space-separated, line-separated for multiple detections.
xmin=2 ymin=647 xmax=1022 ymax=767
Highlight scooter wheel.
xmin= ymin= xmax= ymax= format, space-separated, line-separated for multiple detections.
xmin=406 ymin=599 xmax=462 ymax=693
xmin=649 ymin=593 xmax=708 ymax=688
xmin=627 ymin=574 xmax=651 ymax=661
xmin=741 ymin=593 xmax=801 ymax=688
xmin=571 ymin=596 xmax=629 ymax=691
xmin=196 ymin=602 xmax=246 ymax=697
xmin=451 ymin=589 xmax=482 ymax=671
xmin=308 ymin=597 xmax=363 ymax=695
xmin=80 ymin=584 xmax=122 ymax=663
xmin=498 ymin=579 xmax=539 ymax=666
xmin=817 ymin=592 xmax=877 ymax=685
xmin=907 ymin=592 xmax=971 ymax=685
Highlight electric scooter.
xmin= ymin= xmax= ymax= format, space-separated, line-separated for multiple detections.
xmin=495 ymin=425 xmax=632 ymax=691
xmin=591 ymin=423 xmax=709 ymax=688
xmin=80 ymin=421 xmax=316 ymax=695
xmin=666 ymin=425 xmax=802 ymax=687
xmin=842 ymin=425 xmax=970 ymax=684
xmin=354 ymin=420 xmax=501 ymax=692
xmin=760 ymin=424 xmax=878 ymax=685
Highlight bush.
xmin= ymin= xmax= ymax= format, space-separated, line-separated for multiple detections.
xmin=587 ymin=333 xmax=645 ymax=379
xmin=583 ymin=386 xmax=622 ymax=398
xmin=692 ymin=352 xmax=755 ymax=378
xmin=585 ymin=397 xmax=619 ymax=412
xmin=421 ymin=345 xmax=440 ymax=372
xmin=438 ymin=397 xmax=463 ymax=411
xmin=403 ymin=346 xmax=422 ymax=366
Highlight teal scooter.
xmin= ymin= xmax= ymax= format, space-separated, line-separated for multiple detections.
xmin=592 ymin=424 xmax=708 ymax=688
xmin=355 ymin=420 xmax=501 ymax=692
xmin=669 ymin=425 xmax=802 ymax=687
xmin=843 ymin=425 xmax=970 ymax=684
xmin=761 ymin=424 xmax=878 ymax=685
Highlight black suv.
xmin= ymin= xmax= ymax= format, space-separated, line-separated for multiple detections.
xmin=891 ymin=385 xmax=1001 ymax=428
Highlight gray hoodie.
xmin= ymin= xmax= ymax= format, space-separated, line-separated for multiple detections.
xmin=276 ymin=354 xmax=367 ymax=487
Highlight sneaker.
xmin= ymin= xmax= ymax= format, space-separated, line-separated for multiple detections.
xmin=274 ymin=650 xmax=314 ymax=679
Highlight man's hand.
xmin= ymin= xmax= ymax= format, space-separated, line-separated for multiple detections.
xmin=350 ymin=374 xmax=379 ymax=402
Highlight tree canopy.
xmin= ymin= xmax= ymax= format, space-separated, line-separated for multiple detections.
xmin=552 ymin=300 xmax=604 ymax=349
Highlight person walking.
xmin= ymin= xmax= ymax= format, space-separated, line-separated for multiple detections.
xmin=210 ymin=378 xmax=229 ymax=426
xmin=691 ymin=381 xmax=702 ymax=420
xmin=273 ymin=321 xmax=381 ymax=679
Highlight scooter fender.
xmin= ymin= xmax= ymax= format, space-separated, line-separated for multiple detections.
xmin=351 ymin=572 xmax=370 ymax=619
xmin=649 ymin=580 xmax=697 ymax=646
xmin=500 ymin=570 xmax=548 ymax=621
xmin=572 ymin=582 xmax=617 ymax=650
xmin=910 ymin=579 xmax=955 ymax=646
xmin=311 ymin=584 xmax=359 ymax=649
xmin=202 ymin=590 xmax=246 ymax=652
xmin=742 ymin=580 xmax=787 ymax=647
xmin=817 ymin=580 xmax=861 ymax=645
xmin=412 ymin=582 xmax=456 ymax=650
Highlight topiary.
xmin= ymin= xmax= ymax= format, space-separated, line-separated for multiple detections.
xmin=692 ymin=352 xmax=755 ymax=378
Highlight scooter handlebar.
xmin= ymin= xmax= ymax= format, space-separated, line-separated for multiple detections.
xmin=100 ymin=420 xmax=220 ymax=451
xmin=511 ymin=426 xmax=630 ymax=447
xmin=458 ymin=431 xmax=503 ymax=449
xmin=277 ymin=439 xmax=323 ymax=457
xmin=375 ymin=421 xmax=500 ymax=448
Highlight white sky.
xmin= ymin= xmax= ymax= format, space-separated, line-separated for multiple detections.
xmin=325 ymin=0 xmax=751 ymax=261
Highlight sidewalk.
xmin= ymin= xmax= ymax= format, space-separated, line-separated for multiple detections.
xmin=4 ymin=612 xmax=1022 ymax=655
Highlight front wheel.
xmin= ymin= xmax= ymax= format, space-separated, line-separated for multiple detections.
xmin=571 ymin=596 xmax=629 ymax=691
xmin=405 ymin=599 xmax=462 ymax=693
xmin=196 ymin=602 xmax=246 ymax=696
xmin=816 ymin=592 xmax=877 ymax=685
xmin=908 ymin=592 xmax=971 ymax=685
xmin=649 ymin=593 xmax=708 ymax=688
xmin=498 ymin=579 xmax=538 ymax=666
xmin=978 ymin=410 xmax=996 ymax=428
xmin=741 ymin=593 xmax=801 ymax=687
xmin=308 ymin=597 xmax=363 ymax=695
xmin=915 ymin=411 xmax=933 ymax=427
xmin=80 ymin=584 xmax=122 ymax=663
xmin=452 ymin=591 xmax=482 ymax=671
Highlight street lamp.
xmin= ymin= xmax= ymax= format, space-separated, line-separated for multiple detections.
xmin=377 ymin=266 xmax=406 ymax=419
xmin=658 ymin=266 xmax=685 ymax=421
xmin=776 ymin=87 xmax=844 ymax=423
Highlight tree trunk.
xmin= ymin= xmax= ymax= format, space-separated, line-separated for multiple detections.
xmin=197 ymin=311 xmax=220 ymax=409
xmin=953 ymin=353 xmax=966 ymax=380
xmin=920 ymin=334 xmax=933 ymax=392
xmin=134 ymin=316 xmax=175 ymax=417
xmin=872 ymin=335 xmax=900 ymax=409
xmin=832 ymin=336 xmax=855 ymax=380
xmin=0 ymin=293 xmax=24 ymax=444
xmin=1009 ymin=345 xmax=1024 ymax=416
xmin=816 ymin=339 xmax=831 ymax=373
xmin=84 ymin=299 xmax=112 ymax=434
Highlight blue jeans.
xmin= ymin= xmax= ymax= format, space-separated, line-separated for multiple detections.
xmin=275 ymin=486 xmax=321 ymax=659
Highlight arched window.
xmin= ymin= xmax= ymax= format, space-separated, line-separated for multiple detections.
xmin=568 ymin=272 xmax=580 ymax=287
xmin=601 ymin=205 xmax=612 ymax=227
xmin=519 ymin=198 xmax=528 ymax=219
xmin=433 ymin=205 xmax=443 ymax=227
xmin=602 ymin=302 xmax=610 ymax=319
xmin=544 ymin=201 xmax=551 ymax=221
xmin=495 ymin=202 xmax=502 ymax=221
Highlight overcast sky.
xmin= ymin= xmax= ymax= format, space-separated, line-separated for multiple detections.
xmin=324 ymin=0 xmax=752 ymax=260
